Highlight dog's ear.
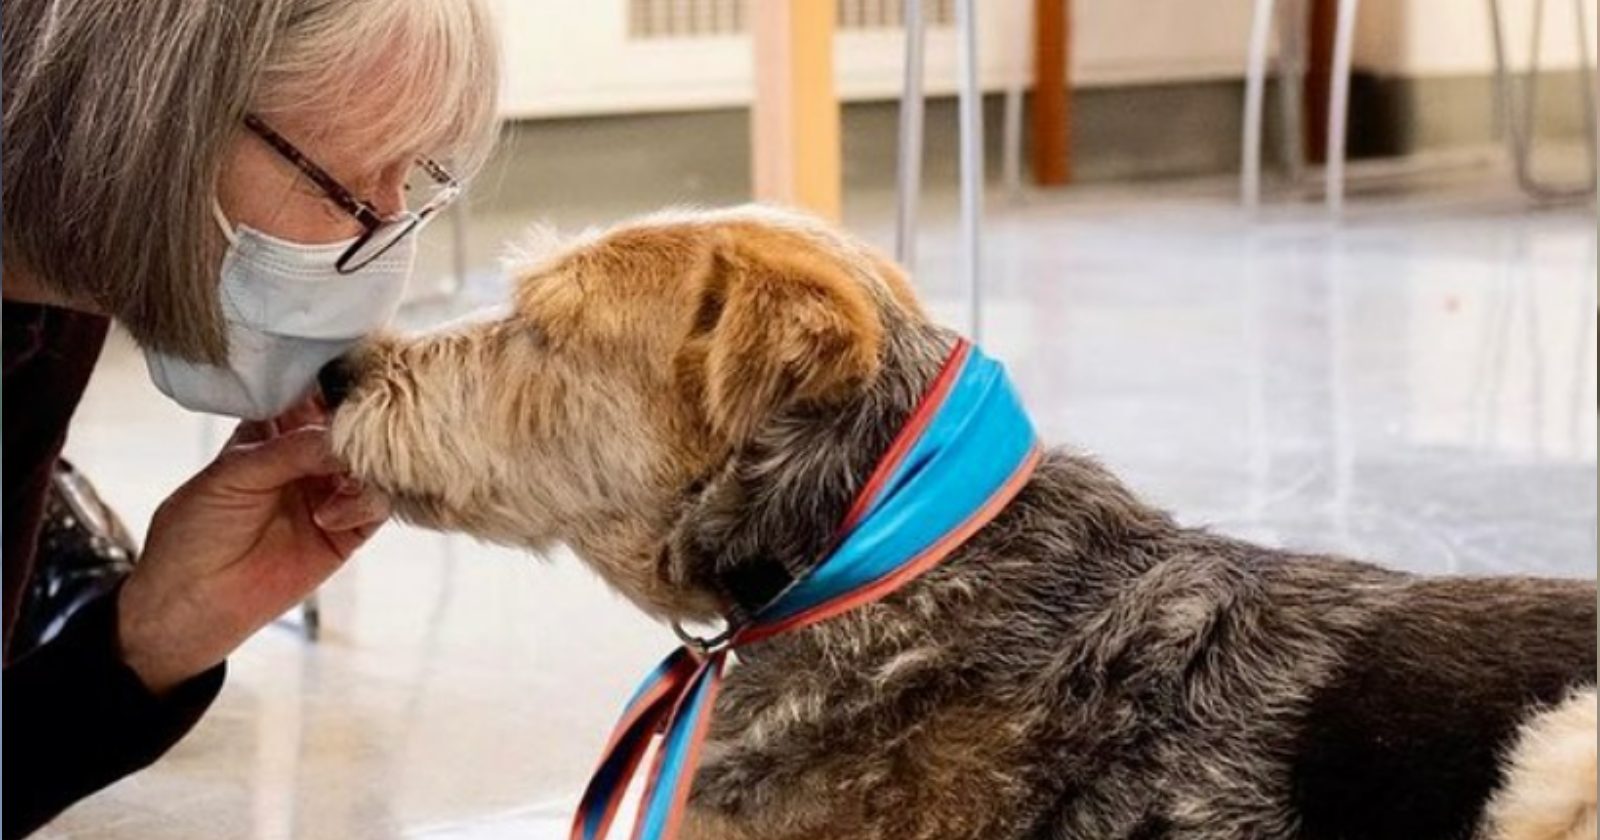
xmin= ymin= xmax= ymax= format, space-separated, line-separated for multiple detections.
xmin=690 ymin=229 xmax=884 ymax=443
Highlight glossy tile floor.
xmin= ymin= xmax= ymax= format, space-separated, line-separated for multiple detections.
xmin=40 ymin=163 xmax=1598 ymax=838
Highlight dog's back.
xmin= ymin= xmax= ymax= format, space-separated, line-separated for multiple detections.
xmin=696 ymin=451 xmax=1596 ymax=840
xmin=1004 ymin=474 xmax=1597 ymax=840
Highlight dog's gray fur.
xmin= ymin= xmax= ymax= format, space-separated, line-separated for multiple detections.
xmin=671 ymin=314 xmax=1596 ymax=840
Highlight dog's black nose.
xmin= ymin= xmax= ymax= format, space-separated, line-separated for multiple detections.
xmin=318 ymin=356 xmax=356 ymax=409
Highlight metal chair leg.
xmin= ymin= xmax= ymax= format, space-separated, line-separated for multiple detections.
xmin=1275 ymin=0 xmax=1308 ymax=184
xmin=895 ymin=0 xmax=927 ymax=272
xmin=1326 ymin=0 xmax=1360 ymax=214
xmin=448 ymin=198 xmax=471 ymax=297
xmin=1242 ymin=0 xmax=1278 ymax=208
xmin=1488 ymin=0 xmax=1597 ymax=201
xmin=1002 ymin=0 xmax=1032 ymax=202
xmin=299 ymin=594 xmax=321 ymax=642
xmin=1593 ymin=16 xmax=1600 ymax=190
xmin=1003 ymin=82 xmax=1026 ymax=201
xmin=956 ymin=0 xmax=985 ymax=341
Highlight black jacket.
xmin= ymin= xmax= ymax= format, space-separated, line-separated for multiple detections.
xmin=3 ymin=302 xmax=224 ymax=838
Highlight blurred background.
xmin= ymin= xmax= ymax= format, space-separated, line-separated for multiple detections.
xmin=42 ymin=1 xmax=1597 ymax=837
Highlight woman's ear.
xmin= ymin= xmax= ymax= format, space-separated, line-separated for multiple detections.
xmin=690 ymin=228 xmax=884 ymax=444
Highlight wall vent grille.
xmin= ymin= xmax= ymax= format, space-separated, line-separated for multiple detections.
xmin=627 ymin=0 xmax=955 ymax=39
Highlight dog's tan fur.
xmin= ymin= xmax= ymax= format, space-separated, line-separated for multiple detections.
xmin=327 ymin=205 xmax=1597 ymax=840
xmin=330 ymin=206 xmax=912 ymax=621
xmin=1486 ymin=688 xmax=1599 ymax=840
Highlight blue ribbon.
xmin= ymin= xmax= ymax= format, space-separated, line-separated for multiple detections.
xmin=571 ymin=341 xmax=1039 ymax=840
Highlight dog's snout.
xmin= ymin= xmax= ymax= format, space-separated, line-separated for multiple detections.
xmin=318 ymin=356 xmax=357 ymax=409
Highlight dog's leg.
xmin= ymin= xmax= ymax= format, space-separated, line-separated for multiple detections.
xmin=1484 ymin=686 xmax=1598 ymax=840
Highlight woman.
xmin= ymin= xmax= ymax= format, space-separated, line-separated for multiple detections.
xmin=1 ymin=1 xmax=499 ymax=835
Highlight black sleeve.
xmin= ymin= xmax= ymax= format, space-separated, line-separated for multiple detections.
xmin=2 ymin=585 xmax=225 ymax=839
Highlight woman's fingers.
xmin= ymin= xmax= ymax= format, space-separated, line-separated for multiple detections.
xmin=213 ymin=426 xmax=345 ymax=493
xmin=311 ymin=484 xmax=391 ymax=559
xmin=271 ymin=394 xmax=330 ymax=433
xmin=312 ymin=482 xmax=391 ymax=533
xmin=122 ymin=411 xmax=384 ymax=693
xmin=318 ymin=518 xmax=387 ymax=561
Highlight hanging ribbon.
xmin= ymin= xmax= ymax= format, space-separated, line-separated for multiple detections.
xmin=572 ymin=339 xmax=1040 ymax=840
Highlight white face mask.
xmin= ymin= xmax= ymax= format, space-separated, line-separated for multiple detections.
xmin=143 ymin=204 xmax=415 ymax=419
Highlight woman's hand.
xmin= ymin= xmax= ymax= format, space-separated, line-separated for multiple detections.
xmin=116 ymin=402 xmax=390 ymax=695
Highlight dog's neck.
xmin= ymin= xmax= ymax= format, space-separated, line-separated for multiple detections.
xmin=662 ymin=323 xmax=953 ymax=621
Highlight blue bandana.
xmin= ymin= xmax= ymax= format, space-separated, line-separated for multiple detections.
xmin=572 ymin=339 xmax=1040 ymax=840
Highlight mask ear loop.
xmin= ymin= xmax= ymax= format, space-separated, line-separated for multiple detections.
xmin=211 ymin=198 xmax=240 ymax=247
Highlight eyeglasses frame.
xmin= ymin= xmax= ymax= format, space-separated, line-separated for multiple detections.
xmin=241 ymin=113 xmax=460 ymax=274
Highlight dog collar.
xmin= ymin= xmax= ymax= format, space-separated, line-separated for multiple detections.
xmin=571 ymin=339 xmax=1041 ymax=840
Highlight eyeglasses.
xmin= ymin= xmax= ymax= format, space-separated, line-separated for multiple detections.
xmin=242 ymin=114 xmax=461 ymax=274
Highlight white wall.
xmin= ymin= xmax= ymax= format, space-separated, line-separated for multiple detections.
xmin=488 ymin=0 xmax=1600 ymax=119
xmin=490 ymin=0 xmax=1259 ymax=119
xmin=1356 ymin=0 xmax=1599 ymax=75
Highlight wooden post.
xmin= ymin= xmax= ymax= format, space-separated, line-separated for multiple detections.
xmin=1305 ymin=0 xmax=1336 ymax=164
xmin=1031 ymin=0 xmax=1070 ymax=185
xmin=750 ymin=0 xmax=841 ymax=220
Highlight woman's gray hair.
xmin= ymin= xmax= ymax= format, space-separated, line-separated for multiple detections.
xmin=2 ymin=0 xmax=500 ymax=362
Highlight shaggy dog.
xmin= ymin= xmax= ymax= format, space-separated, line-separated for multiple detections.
xmin=320 ymin=206 xmax=1597 ymax=840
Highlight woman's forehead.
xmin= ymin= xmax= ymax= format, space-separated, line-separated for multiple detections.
xmin=259 ymin=102 xmax=419 ymax=179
